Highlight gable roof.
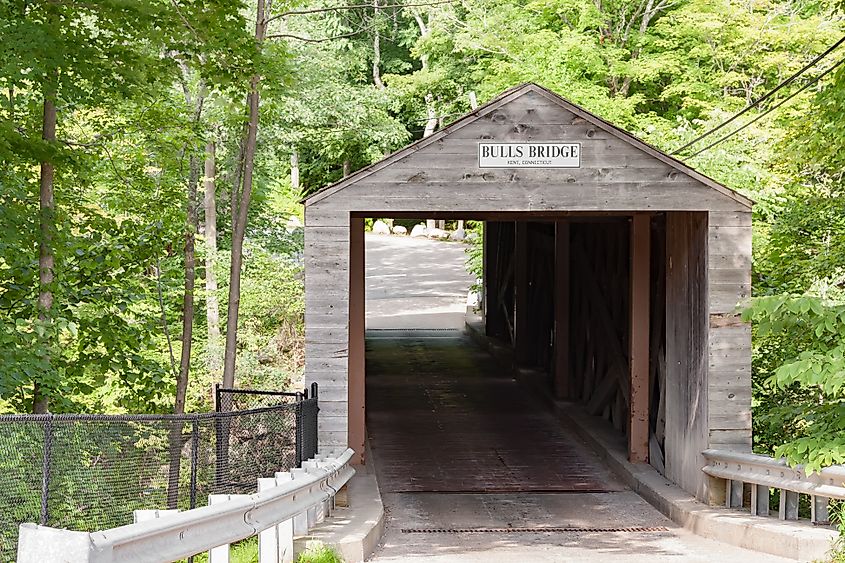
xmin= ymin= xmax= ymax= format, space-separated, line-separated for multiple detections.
xmin=302 ymin=83 xmax=753 ymax=210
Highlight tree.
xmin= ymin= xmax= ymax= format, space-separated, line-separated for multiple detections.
xmin=222 ymin=0 xmax=268 ymax=392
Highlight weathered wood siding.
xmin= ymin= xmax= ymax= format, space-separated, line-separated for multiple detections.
xmin=304 ymin=210 xmax=351 ymax=449
xmin=665 ymin=212 xmax=709 ymax=499
xmin=708 ymin=211 xmax=752 ymax=452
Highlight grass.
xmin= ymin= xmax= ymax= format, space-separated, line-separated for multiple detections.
xmin=183 ymin=536 xmax=258 ymax=563
xmin=296 ymin=541 xmax=344 ymax=563
xmin=178 ymin=537 xmax=343 ymax=563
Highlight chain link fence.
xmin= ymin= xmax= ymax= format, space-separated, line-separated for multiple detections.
xmin=0 ymin=386 xmax=319 ymax=561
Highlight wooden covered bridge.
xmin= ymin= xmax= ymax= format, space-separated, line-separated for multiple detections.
xmin=302 ymin=82 xmax=752 ymax=501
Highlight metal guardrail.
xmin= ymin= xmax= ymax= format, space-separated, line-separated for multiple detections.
xmin=17 ymin=448 xmax=356 ymax=563
xmin=702 ymin=449 xmax=845 ymax=524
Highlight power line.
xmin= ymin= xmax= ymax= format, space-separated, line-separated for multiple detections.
xmin=685 ymin=55 xmax=845 ymax=159
xmin=672 ymin=35 xmax=845 ymax=155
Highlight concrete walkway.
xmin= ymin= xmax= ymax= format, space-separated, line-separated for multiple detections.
xmin=363 ymin=234 xmax=795 ymax=562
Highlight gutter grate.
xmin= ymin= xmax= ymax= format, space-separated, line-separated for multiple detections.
xmin=368 ymin=328 xmax=460 ymax=332
xmin=400 ymin=526 xmax=670 ymax=534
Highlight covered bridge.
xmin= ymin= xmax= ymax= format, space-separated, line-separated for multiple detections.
xmin=302 ymin=82 xmax=752 ymax=500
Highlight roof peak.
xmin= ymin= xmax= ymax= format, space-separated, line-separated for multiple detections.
xmin=302 ymin=83 xmax=752 ymax=209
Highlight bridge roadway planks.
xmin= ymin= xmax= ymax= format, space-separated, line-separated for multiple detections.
xmin=365 ymin=331 xmax=794 ymax=563
xmin=365 ymin=331 xmax=625 ymax=493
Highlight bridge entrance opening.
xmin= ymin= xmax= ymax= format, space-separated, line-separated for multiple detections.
xmin=358 ymin=212 xmax=681 ymax=494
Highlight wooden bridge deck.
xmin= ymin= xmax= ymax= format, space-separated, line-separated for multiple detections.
xmin=365 ymin=331 xmax=626 ymax=493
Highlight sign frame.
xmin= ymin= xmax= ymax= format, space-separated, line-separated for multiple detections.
xmin=477 ymin=142 xmax=582 ymax=169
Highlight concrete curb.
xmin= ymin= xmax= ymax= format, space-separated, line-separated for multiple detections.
xmin=295 ymin=472 xmax=385 ymax=562
xmin=559 ymin=403 xmax=839 ymax=562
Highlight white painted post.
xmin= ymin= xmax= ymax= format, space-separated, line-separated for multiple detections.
xmin=132 ymin=509 xmax=179 ymax=523
xmin=301 ymin=461 xmax=322 ymax=526
xmin=273 ymin=471 xmax=295 ymax=562
xmin=208 ymin=494 xmax=248 ymax=563
xmin=258 ymin=478 xmax=279 ymax=563
xmin=316 ymin=460 xmax=333 ymax=518
xmin=290 ymin=468 xmax=309 ymax=535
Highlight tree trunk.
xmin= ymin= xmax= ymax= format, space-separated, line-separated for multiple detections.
xmin=423 ymin=92 xmax=437 ymax=231
xmin=204 ymin=139 xmax=221 ymax=374
xmin=168 ymin=68 xmax=205 ymax=509
xmin=34 ymin=80 xmax=57 ymax=414
xmin=230 ymin=134 xmax=245 ymax=232
xmin=372 ymin=0 xmax=385 ymax=89
xmin=343 ymin=159 xmax=351 ymax=177
xmin=222 ymin=0 xmax=267 ymax=393
xmin=290 ymin=150 xmax=299 ymax=192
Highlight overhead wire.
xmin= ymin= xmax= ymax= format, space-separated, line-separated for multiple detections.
xmin=684 ymin=54 xmax=845 ymax=159
xmin=672 ymin=34 xmax=845 ymax=155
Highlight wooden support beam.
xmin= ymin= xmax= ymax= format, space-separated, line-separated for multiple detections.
xmin=514 ymin=221 xmax=530 ymax=365
xmin=348 ymin=217 xmax=365 ymax=464
xmin=629 ymin=214 xmax=650 ymax=464
xmin=484 ymin=221 xmax=499 ymax=336
xmin=554 ymin=221 xmax=571 ymax=399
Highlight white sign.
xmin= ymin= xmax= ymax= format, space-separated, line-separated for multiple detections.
xmin=478 ymin=142 xmax=581 ymax=168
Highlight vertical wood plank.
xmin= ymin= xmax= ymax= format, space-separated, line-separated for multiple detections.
xmin=665 ymin=212 xmax=709 ymax=499
xmin=554 ymin=220 xmax=571 ymax=398
xmin=629 ymin=214 xmax=650 ymax=463
xmin=514 ymin=221 xmax=530 ymax=364
xmin=348 ymin=217 xmax=365 ymax=464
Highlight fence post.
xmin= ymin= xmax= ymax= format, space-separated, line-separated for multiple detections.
xmin=295 ymin=399 xmax=303 ymax=467
xmin=311 ymin=383 xmax=319 ymax=455
xmin=39 ymin=415 xmax=54 ymax=526
xmin=190 ymin=419 xmax=199 ymax=509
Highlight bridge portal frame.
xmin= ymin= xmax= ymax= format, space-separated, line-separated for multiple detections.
xmin=301 ymin=83 xmax=752 ymax=501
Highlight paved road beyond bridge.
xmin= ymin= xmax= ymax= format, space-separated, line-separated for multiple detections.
xmin=363 ymin=233 xmax=794 ymax=562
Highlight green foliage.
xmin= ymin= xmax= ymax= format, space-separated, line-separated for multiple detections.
xmin=465 ymin=221 xmax=484 ymax=293
xmin=296 ymin=542 xmax=344 ymax=563
xmin=745 ymin=296 xmax=845 ymax=472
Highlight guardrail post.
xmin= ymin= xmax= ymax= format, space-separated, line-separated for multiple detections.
xmin=779 ymin=489 xmax=799 ymax=520
xmin=273 ymin=472 xmax=295 ymax=563
xmin=302 ymin=460 xmax=324 ymax=525
xmin=314 ymin=459 xmax=333 ymax=517
xmin=290 ymin=468 xmax=309 ymax=535
xmin=133 ymin=509 xmax=180 ymax=523
xmin=16 ymin=524 xmax=94 ymax=563
xmin=257 ymin=478 xmax=280 ymax=563
xmin=750 ymin=484 xmax=769 ymax=516
xmin=208 ymin=494 xmax=233 ymax=563
xmin=811 ymin=495 xmax=829 ymax=524
xmin=726 ymin=479 xmax=743 ymax=509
